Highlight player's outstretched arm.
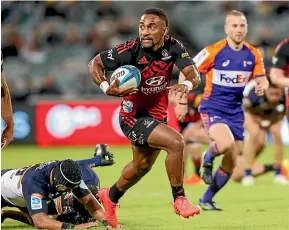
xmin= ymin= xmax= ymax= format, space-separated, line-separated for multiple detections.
xmin=1 ymin=71 xmax=14 ymax=150
xmin=31 ymin=212 xmax=97 ymax=229
xmin=78 ymin=193 xmax=108 ymax=226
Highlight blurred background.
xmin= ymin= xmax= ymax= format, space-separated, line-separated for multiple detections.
xmin=1 ymin=0 xmax=289 ymax=146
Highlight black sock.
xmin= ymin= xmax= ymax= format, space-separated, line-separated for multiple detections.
xmin=171 ymin=185 xmax=185 ymax=201
xmin=195 ymin=167 xmax=201 ymax=176
xmin=264 ymin=164 xmax=274 ymax=173
xmin=193 ymin=159 xmax=201 ymax=176
xmin=109 ymin=183 xmax=125 ymax=203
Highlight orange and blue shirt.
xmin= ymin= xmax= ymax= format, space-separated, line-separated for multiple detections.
xmin=193 ymin=39 xmax=266 ymax=115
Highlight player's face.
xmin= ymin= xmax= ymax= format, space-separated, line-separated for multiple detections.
xmin=265 ymin=87 xmax=283 ymax=103
xmin=139 ymin=14 xmax=167 ymax=49
xmin=225 ymin=15 xmax=247 ymax=45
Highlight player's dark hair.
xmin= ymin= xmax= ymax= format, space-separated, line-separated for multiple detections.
xmin=52 ymin=159 xmax=82 ymax=189
xmin=143 ymin=8 xmax=169 ymax=27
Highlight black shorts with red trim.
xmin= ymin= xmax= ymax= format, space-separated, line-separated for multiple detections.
xmin=119 ymin=115 xmax=166 ymax=147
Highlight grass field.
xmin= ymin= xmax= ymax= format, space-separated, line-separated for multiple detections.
xmin=1 ymin=145 xmax=289 ymax=230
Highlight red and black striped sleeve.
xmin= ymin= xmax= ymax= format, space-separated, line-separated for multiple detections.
xmin=100 ymin=39 xmax=137 ymax=71
xmin=272 ymin=38 xmax=289 ymax=71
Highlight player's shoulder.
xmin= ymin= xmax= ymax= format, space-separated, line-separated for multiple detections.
xmin=168 ymin=36 xmax=184 ymax=46
xmin=115 ymin=38 xmax=139 ymax=54
xmin=243 ymin=41 xmax=262 ymax=56
xmin=201 ymin=39 xmax=227 ymax=59
xmin=275 ymin=37 xmax=289 ymax=53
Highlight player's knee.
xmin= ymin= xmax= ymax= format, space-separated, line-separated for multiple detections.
xmin=137 ymin=158 xmax=153 ymax=174
xmin=218 ymin=139 xmax=235 ymax=154
xmin=168 ymin=137 xmax=185 ymax=153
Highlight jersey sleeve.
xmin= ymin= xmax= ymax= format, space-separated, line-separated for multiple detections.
xmin=173 ymin=39 xmax=195 ymax=71
xmin=252 ymin=48 xmax=266 ymax=78
xmin=272 ymin=42 xmax=288 ymax=69
xmin=100 ymin=40 xmax=135 ymax=71
xmin=72 ymin=180 xmax=91 ymax=199
xmin=192 ymin=47 xmax=213 ymax=74
xmin=22 ymin=180 xmax=48 ymax=216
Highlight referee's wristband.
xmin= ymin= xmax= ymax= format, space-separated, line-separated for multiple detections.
xmin=100 ymin=81 xmax=109 ymax=94
xmin=62 ymin=222 xmax=75 ymax=229
xmin=182 ymin=80 xmax=193 ymax=91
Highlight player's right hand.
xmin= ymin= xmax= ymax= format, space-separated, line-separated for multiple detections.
xmin=168 ymin=84 xmax=189 ymax=100
xmin=106 ymin=79 xmax=138 ymax=97
xmin=75 ymin=222 xmax=97 ymax=229
xmin=1 ymin=124 xmax=14 ymax=150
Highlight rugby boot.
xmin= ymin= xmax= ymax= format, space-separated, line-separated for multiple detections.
xmin=173 ymin=196 xmax=201 ymax=218
xmin=98 ymin=188 xmax=118 ymax=228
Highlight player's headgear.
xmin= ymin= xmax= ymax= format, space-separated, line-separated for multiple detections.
xmin=52 ymin=159 xmax=82 ymax=189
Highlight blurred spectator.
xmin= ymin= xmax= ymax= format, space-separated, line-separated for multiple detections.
xmin=43 ymin=1 xmax=66 ymax=19
xmin=44 ymin=22 xmax=62 ymax=46
xmin=274 ymin=1 xmax=289 ymax=15
xmin=90 ymin=38 xmax=109 ymax=60
xmin=38 ymin=74 xmax=62 ymax=95
xmin=96 ymin=1 xmax=120 ymax=20
xmin=64 ymin=25 xmax=80 ymax=45
xmin=2 ymin=26 xmax=24 ymax=59
xmin=22 ymin=25 xmax=47 ymax=64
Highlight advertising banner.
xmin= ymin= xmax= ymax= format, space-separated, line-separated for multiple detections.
xmin=1 ymin=103 xmax=35 ymax=144
xmin=35 ymin=101 xmax=179 ymax=146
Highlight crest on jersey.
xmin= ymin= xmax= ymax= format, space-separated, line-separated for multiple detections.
xmin=161 ymin=49 xmax=171 ymax=60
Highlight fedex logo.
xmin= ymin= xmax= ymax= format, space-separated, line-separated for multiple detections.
xmin=213 ymin=69 xmax=251 ymax=87
xmin=220 ymin=74 xmax=246 ymax=84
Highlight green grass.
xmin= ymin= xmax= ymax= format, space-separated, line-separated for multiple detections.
xmin=1 ymin=145 xmax=289 ymax=230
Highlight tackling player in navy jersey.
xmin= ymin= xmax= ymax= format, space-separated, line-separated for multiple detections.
xmin=1 ymin=144 xmax=114 ymax=228
xmin=1 ymin=159 xmax=108 ymax=229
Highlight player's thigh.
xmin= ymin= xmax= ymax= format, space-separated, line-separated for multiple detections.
xmin=208 ymin=123 xmax=234 ymax=145
xmin=256 ymin=128 xmax=266 ymax=150
xmin=147 ymin=123 xmax=184 ymax=151
xmin=183 ymin=121 xmax=210 ymax=144
xmin=268 ymin=119 xmax=283 ymax=143
xmin=244 ymin=112 xmax=262 ymax=140
xmin=200 ymin=112 xmax=234 ymax=143
xmin=131 ymin=145 xmax=161 ymax=169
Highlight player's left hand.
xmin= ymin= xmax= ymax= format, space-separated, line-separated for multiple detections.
xmin=1 ymin=124 xmax=14 ymax=150
xmin=168 ymin=84 xmax=189 ymax=100
xmin=174 ymin=104 xmax=188 ymax=122
xmin=255 ymin=82 xmax=265 ymax=96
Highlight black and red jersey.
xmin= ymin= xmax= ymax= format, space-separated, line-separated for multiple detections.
xmin=272 ymin=37 xmax=289 ymax=77
xmin=100 ymin=36 xmax=195 ymax=120
xmin=272 ymin=37 xmax=289 ymax=107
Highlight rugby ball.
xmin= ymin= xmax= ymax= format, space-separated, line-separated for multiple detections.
xmin=110 ymin=65 xmax=141 ymax=90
